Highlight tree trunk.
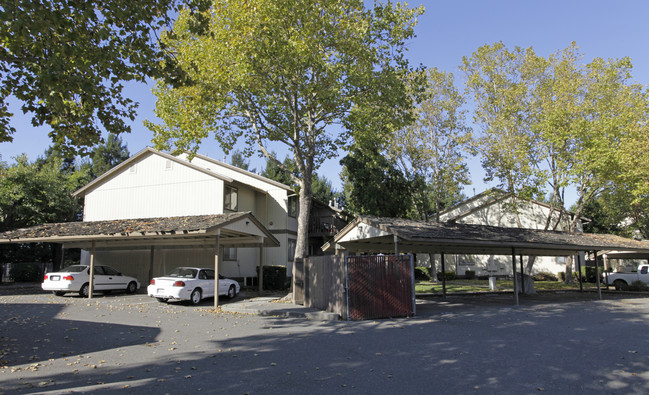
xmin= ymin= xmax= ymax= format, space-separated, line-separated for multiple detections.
xmin=564 ymin=256 xmax=574 ymax=284
xmin=295 ymin=175 xmax=313 ymax=261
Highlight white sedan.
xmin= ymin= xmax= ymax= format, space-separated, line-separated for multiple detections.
xmin=147 ymin=267 xmax=240 ymax=305
xmin=42 ymin=265 xmax=140 ymax=297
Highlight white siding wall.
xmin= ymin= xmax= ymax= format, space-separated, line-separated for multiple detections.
xmin=84 ymin=154 xmax=224 ymax=221
xmin=81 ymin=150 xmax=296 ymax=281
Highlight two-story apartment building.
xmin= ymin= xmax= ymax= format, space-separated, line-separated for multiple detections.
xmin=435 ymin=189 xmax=584 ymax=276
xmin=73 ymin=147 xmax=299 ymax=286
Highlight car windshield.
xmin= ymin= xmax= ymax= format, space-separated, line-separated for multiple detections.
xmin=63 ymin=265 xmax=88 ymax=273
xmin=166 ymin=268 xmax=197 ymax=279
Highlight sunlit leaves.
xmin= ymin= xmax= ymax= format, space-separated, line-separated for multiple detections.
xmin=0 ymin=0 xmax=206 ymax=155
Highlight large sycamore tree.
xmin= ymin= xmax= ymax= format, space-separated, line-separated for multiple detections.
xmin=148 ymin=0 xmax=423 ymax=261
xmin=462 ymin=42 xmax=649 ymax=276
xmin=0 ymin=0 xmax=207 ymax=154
xmin=389 ymin=68 xmax=471 ymax=222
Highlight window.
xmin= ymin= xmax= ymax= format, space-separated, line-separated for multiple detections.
xmin=288 ymin=195 xmax=298 ymax=217
xmin=165 ymin=159 xmax=173 ymax=170
xmin=288 ymin=239 xmax=297 ymax=261
xmin=223 ymin=247 xmax=237 ymax=261
xmin=224 ymin=185 xmax=238 ymax=211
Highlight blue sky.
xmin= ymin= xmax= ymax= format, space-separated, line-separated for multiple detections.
xmin=3 ymin=0 xmax=649 ymax=204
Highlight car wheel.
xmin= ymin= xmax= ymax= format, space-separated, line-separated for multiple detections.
xmin=614 ymin=280 xmax=629 ymax=291
xmin=79 ymin=283 xmax=90 ymax=298
xmin=189 ymin=289 xmax=202 ymax=305
xmin=227 ymin=284 xmax=237 ymax=299
xmin=53 ymin=291 xmax=66 ymax=297
xmin=126 ymin=281 xmax=137 ymax=294
xmin=156 ymin=297 xmax=169 ymax=303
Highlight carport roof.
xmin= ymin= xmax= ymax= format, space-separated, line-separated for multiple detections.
xmin=0 ymin=212 xmax=280 ymax=250
xmin=322 ymin=216 xmax=649 ymax=256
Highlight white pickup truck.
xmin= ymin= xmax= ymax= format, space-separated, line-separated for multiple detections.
xmin=603 ymin=264 xmax=649 ymax=290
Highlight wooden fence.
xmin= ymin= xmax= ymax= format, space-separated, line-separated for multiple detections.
xmin=293 ymin=254 xmax=415 ymax=320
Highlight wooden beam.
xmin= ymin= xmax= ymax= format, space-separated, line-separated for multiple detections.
xmin=88 ymin=240 xmax=95 ymax=299
xmin=441 ymin=253 xmax=447 ymax=298
xmin=595 ymin=250 xmax=602 ymax=300
xmin=512 ymin=248 xmax=518 ymax=305
xmin=214 ymin=231 xmax=221 ymax=309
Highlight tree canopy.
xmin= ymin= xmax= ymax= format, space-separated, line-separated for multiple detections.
xmin=462 ymin=42 xmax=649 ymax=232
xmin=388 ymin=68 xmax=471 ymax=221
xmin=148 ymin=0 xmax=423 ymax=260
xmin=0 ymin=0 xmax=207 ymax=154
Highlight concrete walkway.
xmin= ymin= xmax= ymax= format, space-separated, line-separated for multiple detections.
xmin=221 ymin=291 xmax=341 ymax=321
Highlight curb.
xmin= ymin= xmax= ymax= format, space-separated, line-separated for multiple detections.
xmin=221 ymin=296 xmax=340 ymax=321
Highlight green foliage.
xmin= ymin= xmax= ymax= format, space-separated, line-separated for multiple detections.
xmin=148 ymin=0 xmax=423 ymax=260
xmin=229 ymin=150 xmax=255 ymax=172
xmin=464 ymin=270 xmax=476 ymax=280
xmin=532 ymin=272 xmax=559 ymax=282
xmin=414 ymin=267 xmax=431 ymax=281
xmin=558 ymin=272 xmax=566 ymax=281
xmin=0 ymin=1 xmax=208 ymax=154
xmin=341 ymin=140 xmax=413 ymax=217
xmin=437 ymin=271 xmax=457 ymax=281
xmin=584 ymin=266 xmax=599 ymax=283
xmin=89 ymin=134 xmax=130 ymax=179
xmin=0 ymin=155 xmax=87 ymax=232
xmin=9 ymin=262 xmax=43 ymax=283
xmin=389 ymin=68 xmax=472 ymax=221
xmin=462 ymin=42 xmax=649 ymax=233
xmin=629 ymin=280 xmax=649 ymax=292
xmin=260 ymin=265 xmax=289 ymax=291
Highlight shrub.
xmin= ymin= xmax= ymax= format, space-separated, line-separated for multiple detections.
xmin=258 ymin=265 xmax=288 ymax=290
xmin=10 ymin=263 xmax=43 ymax=282
xmin=629 ymin=280 xmax=649 ymax=292
xmin=437 ymin=271 xmax=456 ymax=281
xmin=585 ymin=267 xmax=598 ymax=283
xmin=414 ymin=267 xmax=431 ymax=281
xmin=558 ymin=272 xmax=566 ymax=281
xmin=532 ymin=272 xmax=558 ymax=282
xmin=464 ymin=270 xmax=476 ymax=280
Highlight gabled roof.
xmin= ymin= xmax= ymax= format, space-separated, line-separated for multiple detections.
xmin=72 ymin=147 xmax=234 ymax=197
xmin=439 ymin=188 xmax=580 ymax=223
xmin=322 ymin=216 xmax=649 ymax=256
xmin=0 ymin=212 xmax=280 ymax=249
xmin=191 ymin=153 xmax=294 ymax=191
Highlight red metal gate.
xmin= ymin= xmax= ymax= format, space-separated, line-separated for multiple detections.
xmin=346 ymin=255 xmax=415 ymax=320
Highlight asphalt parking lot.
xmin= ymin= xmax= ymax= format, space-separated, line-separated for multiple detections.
xmin=2 ymin=289 xmax=649 ymax=394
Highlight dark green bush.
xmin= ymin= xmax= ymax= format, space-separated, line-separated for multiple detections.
xmin=558 ymin=272 xmax=566 ymax=281
xmin=414 ymin=267 xmax=431 ymax=281
xmin=584 ymin=267 xmax=598 ymax=283
xmin=629 ymin=280 xmax=649 ymax=292
xmin=10 ymin=263 xmax=43 ymax=282
xmin=464 ymin=270 xmax=476 ymax=280
xmin=259 ymin=265 xmax=288 ymax=290
xmin=532 ymin=272 xmax=558 ymax=282
xmin=437 ymin=271 xmax=456 ymax=281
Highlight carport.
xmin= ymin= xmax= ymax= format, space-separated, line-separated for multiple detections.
xmin=323 ymin=216 xmax=649 ymax=304
xmin=0 ymin=212 xmax=279 ymax=308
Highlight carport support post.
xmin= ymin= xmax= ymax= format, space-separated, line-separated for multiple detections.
xmin=519 ymin=254 xmax=525 ymax=295
xmin=511 ymin=248 xmax=519 ymax=305
xmin=88 ymin=240 xmax=95 ymax=299
xmin=148 ymin=246 xmax=155 ymax=283
xmin=258 ymin=238 xmax=265 ymax=292
xmin=441 ymin=253 xmax=447 ymax=298
xmin=394 ymin=235 xmax=399 ymax=256
xmin=214 ymin=231 xmax=221 ymax=309
xmin=595 ymin=250 xmax=602 ymax=300
xmin=577 ymin=253 xmax=583 ymax=292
